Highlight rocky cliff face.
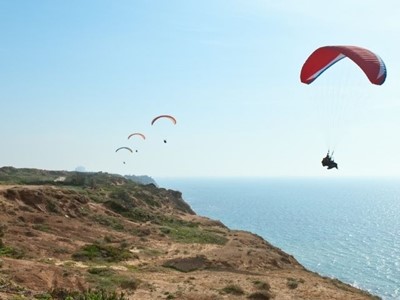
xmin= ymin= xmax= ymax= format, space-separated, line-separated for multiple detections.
xmin=0 ymin=168 xmax=379 ymax=299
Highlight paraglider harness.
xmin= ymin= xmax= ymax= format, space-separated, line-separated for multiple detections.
xmin=321 ymin=151 xmax=338 ymax=170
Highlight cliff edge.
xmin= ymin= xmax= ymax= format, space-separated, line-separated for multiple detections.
xmin=0 ymin=167 xmax=379 ymax=299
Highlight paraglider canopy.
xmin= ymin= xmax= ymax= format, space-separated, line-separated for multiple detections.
xmin=300 ymin=45 xmax=387 ymax=86
xmin=151 ymin=115 xmax=177 ymax=125
xmin=115 ymin=147 xmax=133 ymax=153
xmin=127 ymin=133 xmax=146 ymax=140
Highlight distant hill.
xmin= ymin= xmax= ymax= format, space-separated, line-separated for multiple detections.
xmin=0 ymin=167 xmax=379 ymax=300
xmin=0 ymin=166 xmax=123 ymax=186
xmin=124 ymin=174 xmax=158 ymax=186
xmin=0 ymin=166 xmax=157 ymax=187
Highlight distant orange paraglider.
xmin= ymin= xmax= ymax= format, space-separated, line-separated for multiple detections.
xmin=127 ymin=133 xmax=146 ymax=140
xmin=151 ymin=115 xmax=176 ymax=125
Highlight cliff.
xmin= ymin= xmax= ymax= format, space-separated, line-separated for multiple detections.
xmin=124 ymin=175 xmax=158 ymax=186
xmin=0 ymin=167 xmax=379 ymax=299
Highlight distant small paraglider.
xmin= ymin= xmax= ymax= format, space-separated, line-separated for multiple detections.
xmin=116 ymin=147 xmax=132 ymax=165
xmin=151 ymin=115 xmax=176 ymax=125
xmin=151 ymin=115 xmax=176 ymax=144
xmin=127 ymin=133 xmax=146 ymax=140
xmin=127 ymin=133 xmax=145 ymax=153
xmin=115 ymin=147 xmax=133 ymax=153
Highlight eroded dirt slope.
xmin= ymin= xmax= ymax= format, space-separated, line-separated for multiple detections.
xmin=0 ymin=180 xmax=380 ymax=300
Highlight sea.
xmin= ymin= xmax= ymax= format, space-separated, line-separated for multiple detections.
xmin=156 ymin=177 xmax=400 ymax=300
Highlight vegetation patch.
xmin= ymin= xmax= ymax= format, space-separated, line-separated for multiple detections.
xmin=32 ymin=224 xmax=51 ymax=232
xmin=104 ymin=199 xmax=157 ymax=222
xmin=286 ymin=277 xmax=303 ymax=289
xmin=132 ymin=190 xmax=160 ymax=207
xmin=109 ymin=188 xmax=131 ymax=203
xmin=47 ymin=288 xmax=128 ymax=300
xmin=86 ymin=191 xmax=106 ymax=203
xmin=125 ymin=208 xmax=156 ymax=222
xmin=130 ymin=227 xmax=151 ymax=237
xmin=124 ymin=264 xmax=140 ymax=272
xmin=0 ymin=245 xmax=24 ymax=259
xmin=72 ymin=243 xmax=133 ymax=263
xmin=247 ymin=290 xmax=273 ymax=300
xmin=87 ymin=271 xmax=140 ymax=292
xmin=119 ymin=278 xmax=140 ymax=290
xmin=221 ymin=284 xmax=245 ymax=295
xmin=253 ymin=280 xmax=271 ymax=291
xmin=0 ymin=167 xmax=65 ymax=185
xmin=161 ymin=217 xmax=198 ymax=228
xmin=45 ymin=199 xmax=59 ymax=213
xmin=160 ymin=223 xmax=227 ymax=245
xmin=104 ymin=200 xmax=157 ymax=224
xmin=104 ymin=200 xmax=127 ymax=215
xmin=90 ymin=214 xmax=124 ymax=231
xmin=163 ymin=255 xmax=210 ymax=272
xmin=160 ymin=217 xmax=228 ymax=245
xmin=86 ymin=268 xmax=140 ymax=291
xmin=87 ymin=267 xmax=116 ymax=276
xmin=142 ymin=247 xmax=163 ymax=257
xmin=34 ymin=292 xmax=52 ymax=300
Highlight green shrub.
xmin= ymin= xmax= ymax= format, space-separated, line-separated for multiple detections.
xmin=286 ymin=278 xmax=299 ymax=289
xmin=133 ymin=191 xmax=160 ymax=207
xmin=109 ymin=189 xmax=131 ymax=203
xmin=104 ymin=200 xmax=127 ymax=215
xmin=72 ymin=243 xmax=132 ymax=263
xmin=222 ymin=284 xmax=244 ymax=295
xmin=119 ymin=278 xmax=139 ymax=290
xmin=34 ymin=293 xmax=52 ymax=300
xmin=159 ymin=227 xmax=171 ymax=234
xmin=162 ymin=225 xmax=227 ymax=245
xmin=50 ymin=288 xmax=127 ymax=300
xmin=0 ymin=245 xmax=24 ymax=259
xmin=253 ymin=280 xmax=271 ymax=291
xmin=248 ymin=290 xmax=272 ymax=300
xmin=68 ymin=173 xmax=87 ymax=186
xmin=87 ymin=267 xmax=116 ymax=276
xmin=91 ymin=215 xmax=124 ymax=231
xmin=130 ymin=227 xmax=151 ymax=237
xmin=87 ymin=271 xmax=139 ymax=292
xmin=46 ymin=200 xmax=59 ymax=213
xmin=32 ymin=224 xmax=51 ymax=232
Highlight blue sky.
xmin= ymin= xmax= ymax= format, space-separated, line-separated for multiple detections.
xmin=1 ymin=0 xmax=400 ymax=177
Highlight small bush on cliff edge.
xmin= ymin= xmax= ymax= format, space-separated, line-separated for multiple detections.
xmin=253 ymin=280 xmax=271 ymax=291
xmin=286 ymin=277 xmax=303 ymax=289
